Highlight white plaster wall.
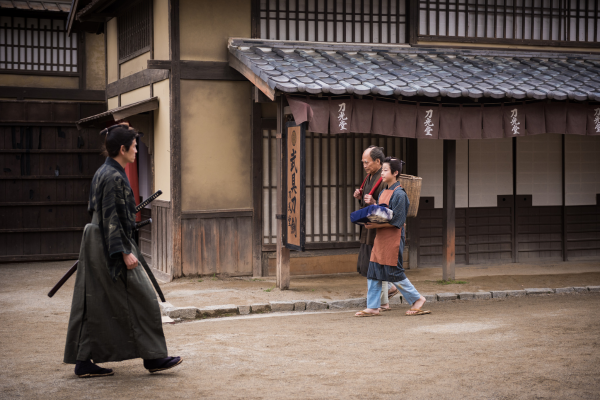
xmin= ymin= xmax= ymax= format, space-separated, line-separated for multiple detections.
xmin=469 ymin=138 xmax=512 ymax=208
xmin=517 ymin=134 xmax=562 ymax=206
xmin=565 ymin=135 xmax=600 ymax=206
xmin=418 ymin=139 xmax=469 ymax=209
xmin=153 ymin=79 xmax=171 ymax=201
xmin=456 ymin=140 xmax=469 ymax=208
xmin=418 ymin=139 xmax=443 ymax=208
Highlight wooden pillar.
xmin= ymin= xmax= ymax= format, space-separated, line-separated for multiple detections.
xmin=406 ymin=138 xmax=419 ymax=269
xmin=276 ymin=96 xmax=290 ymax=289
xmin=169 ymin=0 xmax=182 ymax=278
xmin=251 ymin=100 xmax=263 ymax=277
xmin=562 ymin=134 xmax=567 ymax=261
xmin=442 ymin=140 xmax=456 ymax=281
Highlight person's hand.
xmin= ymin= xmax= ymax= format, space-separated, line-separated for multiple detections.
xmin=353 ymin=189 xmax=362 ymax=199
xmin=364 ymin=223 xmax=377 ymax=229
xmin=123 ymin=252 xmax=138 ymax=270
xmin=363 ymin=194 xmax=376 ymax=205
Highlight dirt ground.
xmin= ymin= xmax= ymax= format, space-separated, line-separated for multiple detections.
xmin=1 ymin=261 xmax=600 ymax=399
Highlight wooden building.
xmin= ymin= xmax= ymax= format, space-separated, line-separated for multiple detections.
xmin=0 ymin=0 xmax=106 ymax=263
xmin=23 ymin=0 xmax=600 ymax=284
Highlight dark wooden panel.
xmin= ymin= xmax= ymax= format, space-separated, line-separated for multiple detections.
xmin=0 ymin=115 xmax=103 ymax=263
xmin=566 ymin=203 xmax=600 ymax=259
xmin=516 ymin=205 xmax=563 ymax=260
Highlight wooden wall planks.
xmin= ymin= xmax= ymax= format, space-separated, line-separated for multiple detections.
xmin=151 ymin=200 xmax=172 ymax=276
xmin=181 ymin=214 xmax=253 ymax=277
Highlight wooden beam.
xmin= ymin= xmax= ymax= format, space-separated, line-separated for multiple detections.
xmin=0 ymin=87 xmax=104 ymax=101
xmin=442 ymin=139 xmax=456 ymax=281
xmin=252 ymin=101 xmax=264 ymax=277
xmin=180 ymin=61 xmax=246 ymax=81
xmin=512 ymin=137 xmax=518 ymax=263
xmin=106 ymin=69 xmax=169 ymax=98
xmin=169 ymin=0 xmax=183 ymax=279
xmin=228 ymin=51 xmax=276 ymax=101
xmin=276 ymin=96 xmax=290 ymax=289
xmin=408 ymin=0 xmax=419 ymax=46
xmin=406 ymin=138 xmax=419 ymax=268
xmin=147 ymin=60 xmax=173 ymax=70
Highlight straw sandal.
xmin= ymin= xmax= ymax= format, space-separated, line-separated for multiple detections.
xmin=354 ymin=310 xmax=381 ymax=317
xmin=406 ymin=309 xmax=431 ymax=316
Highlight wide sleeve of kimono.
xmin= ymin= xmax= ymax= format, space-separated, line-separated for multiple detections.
xmin=101 ymin=175 xmax=133 ymax=260
xmin=388 ymin=188 xmax=408 ymax=229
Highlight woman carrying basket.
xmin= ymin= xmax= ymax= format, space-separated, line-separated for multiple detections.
xmin=355 ymin=157 xmax=430 ymax=317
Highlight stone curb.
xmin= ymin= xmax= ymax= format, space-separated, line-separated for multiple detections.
xmin=159 ymin=286 xmax=598 ymax=322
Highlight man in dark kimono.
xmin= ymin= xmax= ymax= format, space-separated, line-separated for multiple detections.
xmin=353 ymin=146 xmax=389 ymax=303
xmin=64 ymin=123 xmax=181 ymax=378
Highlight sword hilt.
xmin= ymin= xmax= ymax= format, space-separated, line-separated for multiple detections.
xmin=135 ymin=218 xmax=152 ymax=230
xmin=135 ymin=190 xmax=162 ymax=213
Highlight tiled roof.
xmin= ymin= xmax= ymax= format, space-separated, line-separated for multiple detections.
xmin=228 ymin=38 xmax=600 ymax=102
xmin=0 ymin=0 xmax=71 ymax=12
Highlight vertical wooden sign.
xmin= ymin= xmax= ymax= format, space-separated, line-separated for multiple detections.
xmin=283 ymin=121 xmax=306 ymax=251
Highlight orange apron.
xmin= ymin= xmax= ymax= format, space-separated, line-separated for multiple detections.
xmin=369 ymin=186 xmax=403 ymax=267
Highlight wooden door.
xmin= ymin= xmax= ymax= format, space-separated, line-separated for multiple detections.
xmin=0 ymin=124 xmax=104 ymax=262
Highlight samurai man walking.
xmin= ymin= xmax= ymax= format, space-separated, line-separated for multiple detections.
xmin=63 ymin=123 xmax=181 ymax=378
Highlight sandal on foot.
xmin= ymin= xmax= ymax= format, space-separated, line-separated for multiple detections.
xmin=388 ymin=288 xmax=400 ymax=299
xmin=144 ymin=356 xmax=183 ymax=373
xmin=406 ymin=309 xmax=431 ymax=316
xmin=379 ymin=307 xmax=393 ymax=312
xmin=75 ymin=361 xmax=114 ymax=378
xmin=354 ymin=310 xmax=380 ymax=317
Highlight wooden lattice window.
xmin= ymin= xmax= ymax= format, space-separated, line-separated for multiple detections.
xmin=259 ymin=0 xmax=408 ymax=44
xmin=0 ymin=16 xmax=78 ymax=75
xmin=262 ymin=121 xmax=405 ymax=250
xmin=118 ymin=0 xmax=151 ymax=63
xmin=418 ymin=0 xmax=600 ymax=47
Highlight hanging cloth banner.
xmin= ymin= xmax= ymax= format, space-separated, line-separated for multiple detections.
xmin=416 ymin=104 xmax=440 ymax=139
xmin=482 ymin=105 xmax=504 ymax=139
xmin=329 ymin=98 xmax=353 ymax=134
xmin=545 ymin=102 xmax=567 ymax=134
xmin=460 ymin=105 xmax=483 ymax=139
xmin=567 ymin=102 xmax=587 ymax=135
xmin=502 ymin=104 xmax=526 ymax=138
xmin=588 ymin=103 xmax=600 ymax=136
xmin=285 ymin=95 xmax=597 ymax=138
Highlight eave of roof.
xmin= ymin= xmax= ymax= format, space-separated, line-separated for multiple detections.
xmin=228 ymin=38 xmax=600 ymax=102
xmin=76 ymin=97 xmax=159 ymax=129
xmin=0 ymin=0 xmax=71 ymax=12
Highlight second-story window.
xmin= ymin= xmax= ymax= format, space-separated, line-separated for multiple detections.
xmin=418 ymin=0 xmax=599 ymax=46
xmin=118 ymin=0 xmax=151 ymax=63
xmin=0 ymin=16 xmax=78 ymax=74
xmin=259 ymin=0 xmax=408 ymax=44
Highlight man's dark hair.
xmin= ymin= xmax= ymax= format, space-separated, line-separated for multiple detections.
xmin=383 ymin=157 xmax=404 ymax=177
xmin=100 ymin=124 xmax=139 ymax=158
xmin=367 ymin=145 xmax=385 ymax=164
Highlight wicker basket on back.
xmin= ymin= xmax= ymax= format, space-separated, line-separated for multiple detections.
xmin=397 ymin=174 xmax=422 ymax=218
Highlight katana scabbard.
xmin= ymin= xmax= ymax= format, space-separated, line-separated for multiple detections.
xmin=47 ymin=260 xmax=78 ymax=298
